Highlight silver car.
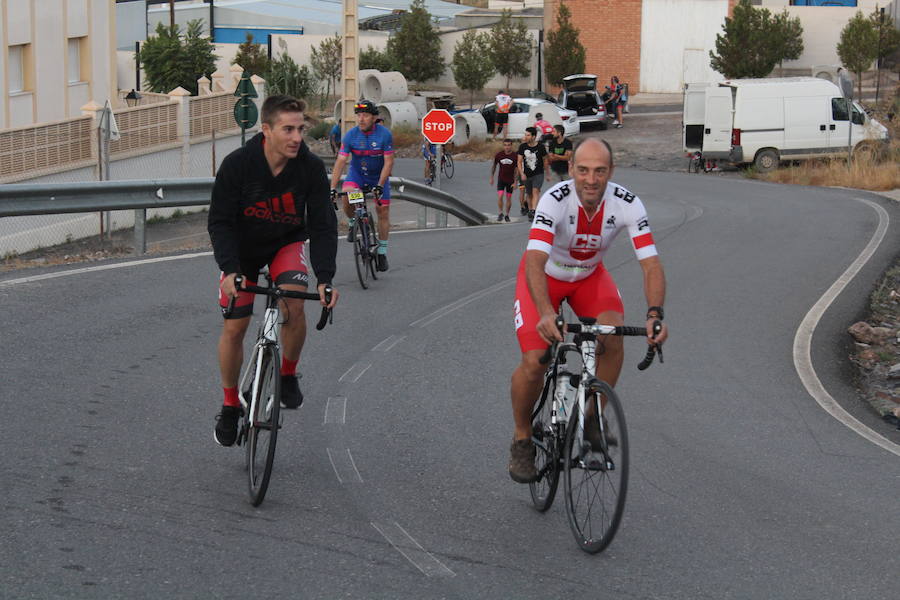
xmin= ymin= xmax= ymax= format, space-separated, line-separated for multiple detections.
xmin=556 ymin=74 xmax=608 ymax=129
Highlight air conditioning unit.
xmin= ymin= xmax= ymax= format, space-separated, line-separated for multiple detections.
xmin=811 ymin=65 xmax=841 ymax=83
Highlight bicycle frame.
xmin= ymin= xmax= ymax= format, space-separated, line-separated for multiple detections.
xmin=547 ymin=338 xmax=602 ymax=463
xmin=238 ymin=287 xmax=281 ymax=429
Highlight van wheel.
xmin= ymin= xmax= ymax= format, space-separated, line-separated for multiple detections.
xmin=753 ymin=149 xmax=779 ymax=173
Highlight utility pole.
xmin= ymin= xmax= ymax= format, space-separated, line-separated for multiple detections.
xmin=875 ymin=7 xmax=884 ymax=105
xmin=341 ymin=0 xmax=359 ymax=137
xmin=170 ymin=0 xmax=175 ymax=28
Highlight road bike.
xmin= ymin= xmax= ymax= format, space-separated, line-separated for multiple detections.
xmin=338 ymin=186 xmax=382 ymax=290
xmin=686 ymin=150 xmax=720 ymax=173
xmin=223 ymin=271 xmax=333 ymax=506
xmin=425 ymin=150 xmax=454 ymax=185
xmin=529 ymin=313 xmax=662 ymax=553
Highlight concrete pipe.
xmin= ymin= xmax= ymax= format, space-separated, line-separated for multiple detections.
xmin=333 ymin=99 xmax=344 ymax=123
xmin=452 ymin=112 xmax=488 ymax=145
xmin=376 ymin=102 xmax=418 ymax=129
xmin=406 ymin=94 xmax=428 ymax=118
xmin=357 ymin=69 xmax=378 ymax=97
xmin=362 ymin=71 xmax=409 ymax=104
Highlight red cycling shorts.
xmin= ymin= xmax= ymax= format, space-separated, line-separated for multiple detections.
xmin=513 ymin=255 xmax=624 ymax=353
xmin=218 ymin=241 xmax=309 ymax=319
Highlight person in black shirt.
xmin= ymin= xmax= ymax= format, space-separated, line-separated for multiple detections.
xmin=208 ymin=95 xmax=339 ymax=447
xmin=517 ymin=127 xmax=548 ymax=221
xmin=546 ymin=124 xmax=573 ymax=182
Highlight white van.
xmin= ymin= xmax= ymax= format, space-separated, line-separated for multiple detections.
xmin=683 ymin=77 xmax=889 ymax=171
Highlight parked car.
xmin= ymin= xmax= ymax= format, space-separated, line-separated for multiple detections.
xmin=557 ymin=74 xmax=608 ymax=129
xmin=477 ymin=97 xmax=580 ymax=139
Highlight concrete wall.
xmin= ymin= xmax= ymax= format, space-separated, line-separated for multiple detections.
xmin=640 ymin=0 xmax=730 ymax=93
xmin=1 ymin=0 xmax=116 ymax=129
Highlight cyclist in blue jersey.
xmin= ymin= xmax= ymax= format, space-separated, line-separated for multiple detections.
xmin=329 ymin=100 xmax=395 ymax=272
xmin=422 ymin=137 xmax=437 ymax=183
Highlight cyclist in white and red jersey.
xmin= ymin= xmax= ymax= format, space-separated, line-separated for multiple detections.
xmin=507 ymin=138 xmax=669 ymax=483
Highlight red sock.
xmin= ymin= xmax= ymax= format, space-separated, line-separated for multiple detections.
xmin=281 ymin=357 xmax=298 ymax=376
xmin=223 ymin=387 xmax=240 ymax=407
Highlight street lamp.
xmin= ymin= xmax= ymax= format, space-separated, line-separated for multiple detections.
xmin=125 ymin=89 xmax=142 ymax=107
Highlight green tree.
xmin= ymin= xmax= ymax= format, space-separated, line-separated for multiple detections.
xmin=360 ymin=45 xmax=395 ymax=72
xmin=544 ymin=1 xmax=586 ymax=86
xmin=709 ymin=0 xmax=778 ymax=79
xmin=451 ymin=31 xmax=494 ymax=108
xmin=265 ymin=49 xmax=318 ymax=101
xmin=231 ymin=32 xmax=269 ymax=77
xmin=489 ymin=9 xmax=533 ymax=90
xmin=138 ymin=20 xmax=218 ymax=95
xmin=870 ymin=10 xmax=900 ymax=72
xmin=386 ymin=0 xmax=446 ymax=83
xmin=310 ymin=34 xmax=342 ymax=109
xmin=771 ymin=10 xmax=804 ymax=77
xmin=837 ymin=11 xmax=878 ymax=98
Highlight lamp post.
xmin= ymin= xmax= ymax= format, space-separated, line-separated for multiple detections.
xmin=125 ymin=89 xmax=142 ymax=107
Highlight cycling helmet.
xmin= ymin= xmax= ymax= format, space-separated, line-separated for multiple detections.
xmin=354 ymin=99 xmax=378 ymax=115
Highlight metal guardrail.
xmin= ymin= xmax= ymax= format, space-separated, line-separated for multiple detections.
xmin=0 ymin=173 xmax=486 ymax=254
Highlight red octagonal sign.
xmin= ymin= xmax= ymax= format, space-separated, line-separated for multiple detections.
xmin=421 ymin=109 xmax=455 ymax=145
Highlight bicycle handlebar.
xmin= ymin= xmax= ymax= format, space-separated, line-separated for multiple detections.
xmin=222 ymin=275 xmax=334 ymax=330
xmin=331 ymin=184 xmax=384 ymax=209
xmin=538 ymin=316 xmax=663 ymax=370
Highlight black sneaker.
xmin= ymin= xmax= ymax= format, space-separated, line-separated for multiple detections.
xmin=497 ymin=213 xmax=503 ymax=222
xmin=508 ymin=438 xmax=538 ymax=483
xmin=504 ymin=214 xmax=510 ymax=222
xmin=520 ymin=204 xmax=528 ymax=216
xmin=280 ymin=374 xmax=303 ymax=409
xmin=376 ymin=253 xmax=389 ymax=272
xmin=527 ymin=210 xmax=535 ymax=222
xmin=214 ymin=405 xmax=242 ymax=447
xmin=346 ymin=221 xmax=356 ymax=243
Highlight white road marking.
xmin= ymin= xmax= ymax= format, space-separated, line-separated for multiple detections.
xmin=338 ymin=362 xmax=371 ymax=383
xmin=409 ymin=278 xmax=515 ymax=328
xmin=324 ymin=396 xmax=347 ymax=425
xmin=792 ymin=197 xmax=900 ymax=458
xmin=372 ymin=335 xmax=406 ymax=352
xmin=326 ymin=448 xmax=363 ymax=483
xmin=0 ymin=251 xmax=213 ymax=286
xmin=370 ymin=521 xmax=455 ymax=577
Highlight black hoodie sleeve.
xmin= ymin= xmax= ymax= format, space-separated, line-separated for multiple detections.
xmin=207 ymin=153 xmax=244 ymax=275
xmin=304 ymin=155 xmax=338 ymax=285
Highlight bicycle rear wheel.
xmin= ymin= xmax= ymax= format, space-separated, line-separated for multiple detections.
xmin=441 ymin=153 xmax=454 ymax=179
xmin=563 ymin=380 xmax=628 ymax=553
xmin=354 ymin=218 xmax=370 ymax=289
xmin=529 ymin=377 xmax=560 ymax=512
xmin=246 ymin=345 xmax=281 ymax=506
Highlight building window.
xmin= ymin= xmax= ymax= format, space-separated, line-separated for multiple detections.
xmin=68 ymin=38 xmax=83 ymax=83
xmin=8 ymin=45 xmax=25 ymax=92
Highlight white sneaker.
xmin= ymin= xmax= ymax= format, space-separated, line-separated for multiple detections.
xmin=612 ymin=119 xmax=619 ymax=126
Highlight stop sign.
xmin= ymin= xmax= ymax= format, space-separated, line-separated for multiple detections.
xmin=421 ymin=109 xmax=456 ymax=145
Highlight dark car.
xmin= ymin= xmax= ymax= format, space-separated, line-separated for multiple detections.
xmin=557 ymin=74 xmax=608 ymax=129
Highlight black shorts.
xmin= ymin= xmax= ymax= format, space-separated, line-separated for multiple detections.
xmin=495 ymin=113 xmax=509 ymax=125
xmin=497 ymin=180 xmax=513 ymax=193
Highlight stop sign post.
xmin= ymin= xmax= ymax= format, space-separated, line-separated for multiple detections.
xmin=422 ymin=109 xmax=455 ymax=190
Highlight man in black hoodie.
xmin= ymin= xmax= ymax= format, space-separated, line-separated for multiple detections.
xmin=208 ymin=95 xmax=339 ymax=447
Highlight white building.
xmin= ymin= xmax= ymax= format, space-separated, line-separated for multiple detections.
xmin=1 ymin=0 xmax=117 ymax=129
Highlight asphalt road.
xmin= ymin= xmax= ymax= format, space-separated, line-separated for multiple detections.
xmin=2 ymin=167 xmax=899 ymax=599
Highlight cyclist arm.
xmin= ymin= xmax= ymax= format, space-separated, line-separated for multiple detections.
xmin=639 ymin=255 xmax=667 ymax=344
xmin=306 ymin=157 xmax=338 ymax=296
xmin=207 ymin=154 xmax=243 ymax=286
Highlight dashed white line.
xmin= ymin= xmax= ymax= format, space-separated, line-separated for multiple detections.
xmin=409 ymin=278 xmax=514 ymax=328
xmin=346 ymin=449 xmax=363 ymax=482
xmin=371 ymin=521 xmax=455 ymax=577
xmin=338 ymin=361 xmax=372 ymax=383
xmin=326 ymin=448 xmax=363 ymax=483
xmin=372 ymin=334 xmax=406 ymax=352
xmin=792 ymin=196 xmax=900 ymax=458
xmin=326 ymin=448 xmax=343 ymax=484
xmin=324 ymin=396 xmax=347 ymax=425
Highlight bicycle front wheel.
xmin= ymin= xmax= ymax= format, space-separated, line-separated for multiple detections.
xmin=441 ymin=153 xmax=454 ymax=179
xmin=246 ymin=344 xmax=281 ymax=506
xmin=563 ymin=380 xmax=629 ymax=553
xmin=529 ymin=377 xmax=560 ymax=512
xmin=367 ymin=215 xmax=379 ymax=280
xmin=354 ymin=218 xmax=370 ymax=289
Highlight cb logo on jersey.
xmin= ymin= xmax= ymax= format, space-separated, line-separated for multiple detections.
xmin=569 ymin=234 xmax=601 ymax=260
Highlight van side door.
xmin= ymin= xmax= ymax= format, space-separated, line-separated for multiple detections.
xmin=783 ymin=96 xmax=830 ymax=158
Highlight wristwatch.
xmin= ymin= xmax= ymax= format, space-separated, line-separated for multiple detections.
xmin=646 ymin=306 xmax=664 ymax=320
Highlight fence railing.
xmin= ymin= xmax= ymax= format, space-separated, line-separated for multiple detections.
xmin=109 ymin=101 xmax=181 ymax=156
xmin=0 ymin=116 xmax=94 ymax=181
xmin=0 ymin=175 xmax=486 ymax=256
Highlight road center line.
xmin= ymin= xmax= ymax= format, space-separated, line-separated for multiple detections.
xmin=409 ymin=278 xmax=515 ymax=328
xmin=370 ymin=521 xmax=455 ymax=577
xmin=372 ymin=335 xmax=406 ymax=352
xmin=338 ymin=362 xmax=371 ymax=383
xmin=792 ymin=197 xmax=900 ymax=458
xmin=324 ymin=396 xmax=347 ymax=425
